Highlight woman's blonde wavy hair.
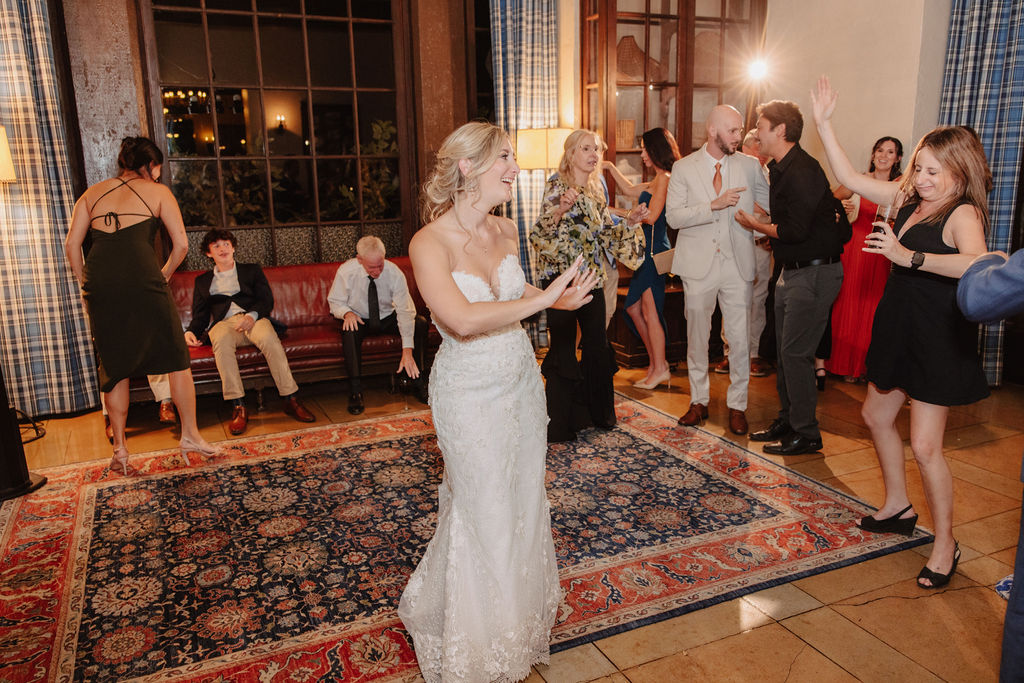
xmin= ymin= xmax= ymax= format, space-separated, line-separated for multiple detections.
xmin=897 ymin=125 xmax=992 ymax=233
xmin=556 ymin=129 xmax=607 ymax=201
xmin=421 ymin=121 xmax=510 ymax=224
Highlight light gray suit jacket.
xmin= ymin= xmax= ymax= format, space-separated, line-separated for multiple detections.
xmin=665 ymin=146 xmax=770 ymax=281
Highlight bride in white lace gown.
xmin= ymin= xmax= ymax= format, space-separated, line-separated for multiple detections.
xmin=398 ymin=122 xmax=597 ymax=682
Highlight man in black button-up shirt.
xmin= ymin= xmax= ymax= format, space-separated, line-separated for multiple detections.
xmin=735 ymin=100 xmax=843 ymax=455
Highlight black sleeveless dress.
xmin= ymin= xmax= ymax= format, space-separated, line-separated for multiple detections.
xmin=865 ymin=202 xmax=989 ymax=406
xmin=81 ymin=179 xmax=190 ymax=392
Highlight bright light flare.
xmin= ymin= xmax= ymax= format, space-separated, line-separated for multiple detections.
xmin=748 ymin=59 xmax=768 ymax=81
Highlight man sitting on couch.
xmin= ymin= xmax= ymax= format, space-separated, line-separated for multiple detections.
xmin=184 ymin=228 xmax=315 ymax=434
xmin=328 ymin=235 xmax=427 ymax=415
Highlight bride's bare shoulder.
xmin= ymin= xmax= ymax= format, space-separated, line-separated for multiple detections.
xmin=411 ymin=216 xmax=460 ymax=262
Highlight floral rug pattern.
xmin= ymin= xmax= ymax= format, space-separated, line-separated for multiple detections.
xmin=0 ymin=399 xmax=929 ymax=681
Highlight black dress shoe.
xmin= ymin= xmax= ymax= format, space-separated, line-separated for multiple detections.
xmin=763 ymin=433 xmax=823 ymax=455
xmin=749 ymin=418 xmax=794 ymax=442
xmin=347 ymin=392 xmax=365 ymax=415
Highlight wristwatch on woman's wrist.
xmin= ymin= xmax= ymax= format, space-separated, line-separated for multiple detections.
xmin=910 ymin=251 xmax=925 ymax=270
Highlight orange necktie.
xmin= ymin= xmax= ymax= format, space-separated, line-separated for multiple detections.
xmin=713 ymin=162 xmax=722 ymax=195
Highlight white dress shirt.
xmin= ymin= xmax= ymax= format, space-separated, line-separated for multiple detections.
xmin=210 ymin=263 xmax=257 ymax=320
xmin=327 ymin=258 xmax=416 ymax=348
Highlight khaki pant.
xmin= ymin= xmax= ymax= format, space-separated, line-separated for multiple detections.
xmin=209 ymin=314 xmax=298 ymax=401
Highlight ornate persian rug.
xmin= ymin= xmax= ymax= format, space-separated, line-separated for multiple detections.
xmin=0 ymin=397 xmax=930 ymax=681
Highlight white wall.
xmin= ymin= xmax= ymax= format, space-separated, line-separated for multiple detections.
xmin=762 ymin=0 xmax=951 ymax=182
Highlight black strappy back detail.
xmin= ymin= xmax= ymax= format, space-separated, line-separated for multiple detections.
xmin=88 ymin=178 xmax=156 ymax=230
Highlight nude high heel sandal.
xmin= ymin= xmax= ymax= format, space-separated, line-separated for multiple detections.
xmin=111 ymin=446 xmax=130 ymax=475
xmin=179 ymin=436 xmax=221 ymax=466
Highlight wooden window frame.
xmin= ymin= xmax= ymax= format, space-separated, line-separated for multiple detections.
xmin=136 ymin=0 xmax=417 ymax=263
xmin=583 ymin=0 xmax=766 ymax=197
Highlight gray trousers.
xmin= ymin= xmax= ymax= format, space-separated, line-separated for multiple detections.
xmin=774 ymin=262 xmax=843 ymax=439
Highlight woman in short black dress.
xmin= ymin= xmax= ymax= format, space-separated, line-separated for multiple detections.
xmin=813 ymin=77 xmax=990 ymax=589
xmin=66 ymin=137 xmax=220 ymax=473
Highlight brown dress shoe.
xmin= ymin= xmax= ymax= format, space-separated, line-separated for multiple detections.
xmin=228 ymin=405 xmax=248 ymax=435
xmin=677 ymin=403 xmax=709 ymax=426
xmin=104 ymin=414 xmax=113 ymax=444
xmin=713 ymin=358 xmax=730 ymax=374
xmin=749 ymin=357 xmax=772 ymax=377
xmin=728 ymin=409 xmax=749 ymax=435
xmin=283 ymin=395 xmax=315 ymax=423
xmin=158 ymin=400 xmax=178 ymax=424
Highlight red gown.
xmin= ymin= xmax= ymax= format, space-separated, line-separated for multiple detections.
xmin=826 ymin=194 xmax=891 ymax=378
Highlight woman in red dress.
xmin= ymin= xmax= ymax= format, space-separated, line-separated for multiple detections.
xmin=826 ymin=136 xmax=903 ymax=380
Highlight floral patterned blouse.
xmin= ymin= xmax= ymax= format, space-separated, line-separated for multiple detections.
xmin=530 ymin=174 xmax=645 ymax=286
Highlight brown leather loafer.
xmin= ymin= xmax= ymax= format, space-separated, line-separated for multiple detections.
xmin=228 ymin=405 xmax=248 ymax=435
xmin=677 ymin=403 xmax=709 ymax=427
xmin=713 ymin=358 xmax=730 ymax=374
xmin=158 ymin=400 xmax=177 ymax=424
xmin=728 ymin=408 xmax=748 ymax=435
xmin=283 ymin=395 xmax=316 ymax=423
xmin=750 ymin=357 xmax=772 ymax=377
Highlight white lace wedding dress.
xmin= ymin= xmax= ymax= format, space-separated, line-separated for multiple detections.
xmin=398 ymin=255 xmax=561 ymax=683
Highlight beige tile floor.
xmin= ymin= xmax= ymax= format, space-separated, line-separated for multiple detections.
xmin=21 ymin=367 xmax=1023 ymax=682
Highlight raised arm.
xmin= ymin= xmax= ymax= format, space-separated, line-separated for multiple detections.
xmin=410 ymin=229 xmax=586 ymax=338
xmin=811 ymin=76 xmax=898 ymax=207
xmin=601 ymin=160 xmax=649 ymax=199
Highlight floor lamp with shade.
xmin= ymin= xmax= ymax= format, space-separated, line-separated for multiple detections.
xmin=0 ymin=124 xmax=47 ymax=501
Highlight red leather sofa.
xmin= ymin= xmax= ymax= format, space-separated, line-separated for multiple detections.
xmin=129 ymin=256 xmax=439 ymax=402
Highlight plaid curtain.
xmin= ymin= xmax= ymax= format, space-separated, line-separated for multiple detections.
xmin=939 ymin=0 xmax=1024 ymax=386
xmin=0 ymin=0 xmax=98 ymax=414
xmin=490 ymin=0 xmax=559 ymax=346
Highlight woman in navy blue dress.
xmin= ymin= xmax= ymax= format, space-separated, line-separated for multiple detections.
xmin=624 ymin=128 xmax=681 ymax=389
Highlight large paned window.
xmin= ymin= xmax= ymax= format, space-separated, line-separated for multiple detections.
xmin=141 ymin=0 xmax=413 ymax=269
xmin=583 ymin=0 xmax=765 ymax=206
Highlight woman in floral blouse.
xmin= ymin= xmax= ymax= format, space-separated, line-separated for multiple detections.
xmin=531 ymin=129 xmax=648 ymax=442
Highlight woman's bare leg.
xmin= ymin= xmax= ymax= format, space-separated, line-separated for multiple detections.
xmin=907 ymin=399 xmax=956 ymax=584
xmin=106 ymin=378 xmax=130 ymax=451
xmin=169 ymin=368 xmax=215 ymax=448
xmin=861 ymin=383 xmax=914 ymax=518
xmin=640 ymin=289 xmax=668 ymax=379
xmin=626 ymin=299 xmax=652 ymax=378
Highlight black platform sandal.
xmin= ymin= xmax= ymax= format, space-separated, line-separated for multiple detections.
xmin=858 ymin=504 xmax=918 ymax=536
xmin=917 ymin=542 xmax=961 ymax=589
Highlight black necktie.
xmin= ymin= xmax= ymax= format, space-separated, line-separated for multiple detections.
xmin=367 ymin=275 xmax=381 ymax=333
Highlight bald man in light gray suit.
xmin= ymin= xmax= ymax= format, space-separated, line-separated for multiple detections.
xmin=666 ymin=105 xmax=770 ymax=435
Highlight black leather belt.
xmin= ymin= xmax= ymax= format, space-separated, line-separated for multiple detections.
xmin=782 ymin=256 xmax=840 ymax=270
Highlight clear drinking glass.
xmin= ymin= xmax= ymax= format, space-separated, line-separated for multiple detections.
xmin=873 ymin=189 xmax=906 ymax=233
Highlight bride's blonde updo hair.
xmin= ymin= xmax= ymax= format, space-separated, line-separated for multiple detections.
xmin=421 ymin=121 xmax=510 ymax=224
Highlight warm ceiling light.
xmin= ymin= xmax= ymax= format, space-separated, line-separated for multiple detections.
xmin=748 ymin=59 xmax=768 ymax=81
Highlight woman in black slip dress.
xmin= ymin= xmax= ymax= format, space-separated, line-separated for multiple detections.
xmin=813 ymin=78 xmax=991 ymax=589
xmin=65 ymin=136 xmax=220 ymax=474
